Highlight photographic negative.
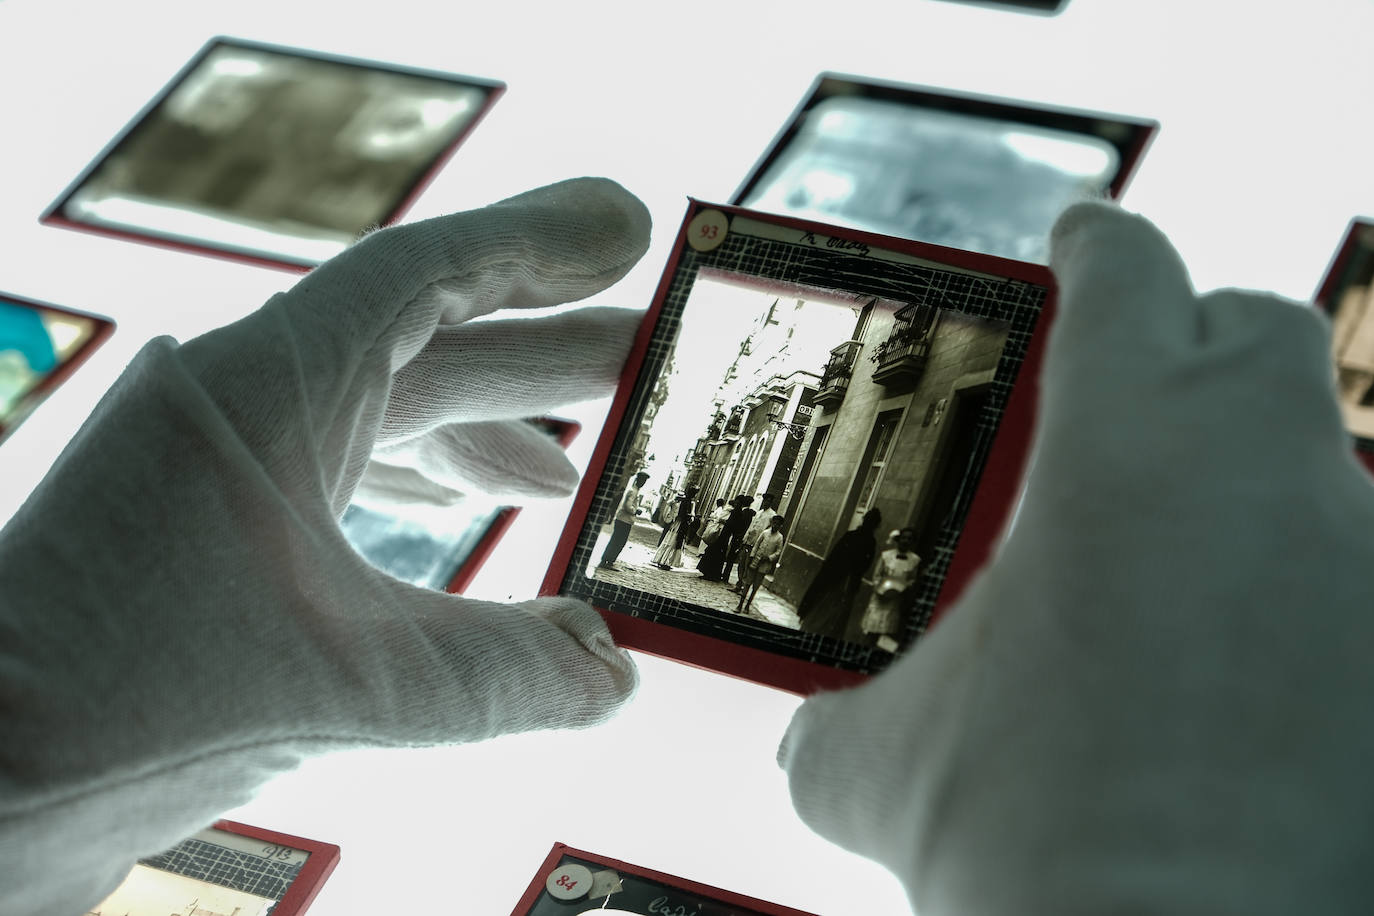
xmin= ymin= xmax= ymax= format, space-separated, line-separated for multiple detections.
xmin=0 ymin=293 xmax=114 ymax=444
xmin=1314 ymin=218 xmax=1374 ymax=472
xmin=544 ymin=202 xmax=1053 ymax=692
xmin=733 ymin=74 xmax=1155 ymax=263
xmin=44 ymin=37 xmax=502 ymax=270
xmin=509 ymin=844 xmax=821 ymax=916
xmin=89 ymin=820 xmax=339 ymax=916
xmin=341 ymin=418 xmax=578 ymax=593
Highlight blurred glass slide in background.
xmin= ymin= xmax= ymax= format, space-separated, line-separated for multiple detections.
xmin=90 ymin=819 xmax=340 ymax=916
xmin=341 ymin=418 xmax=578 ymax=593
xmin=43 ymin=37 xmax=503 ymax=270
xmin=734 ymin=74 xmax=1155 ymax=263
xmin=0 ymin=294 xmax=113 ymax=444
xmin=933 ymin=0 xmax=1067 ymax=12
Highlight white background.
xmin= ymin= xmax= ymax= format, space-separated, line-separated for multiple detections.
xmin=3 ymin=1 xmax=1373 ymax=914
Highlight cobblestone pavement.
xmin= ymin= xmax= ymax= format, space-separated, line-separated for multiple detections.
xmin=586 ymin=520 xmax=801 ymax=629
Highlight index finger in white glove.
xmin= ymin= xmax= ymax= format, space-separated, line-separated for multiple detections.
xmin=377 ymin=305 xmax=642 ymax=442
xmin=1047 ymin=202 xmax=1196 ymax=370
xmin=180 ymin=178 xmax=651 ymax=516
xmin=183 ymin=178 xmax=649 ymax=435
xmin=284 ymin=177 xmax=652 ymax=372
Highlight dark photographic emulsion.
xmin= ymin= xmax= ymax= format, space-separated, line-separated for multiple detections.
xmin=545 ymin=202 xmax=1055 ymax=692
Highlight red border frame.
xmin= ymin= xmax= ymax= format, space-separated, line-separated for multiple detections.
xmin=509 ymin=843 xmax=821 ymax=916
xmin=541 ymin=200 xmax=1056 ymax=695
xmin=730 ymin=71 xmax=1158 ymax=211
xmin=442 ymin=418 xmax=581 ymax=594
xmin=0 ymin=291 xmax=115 ymax=444
xmin=1312 ymin=216 xmax=1374 ymax=476
xmin=39 ymin=36 xmax=505 ymax=274
xmin=209 ymin=819 xmax=340 ymax=916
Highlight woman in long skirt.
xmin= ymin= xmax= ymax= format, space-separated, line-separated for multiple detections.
xmin=697 ymin=494 xmax=753 ymax=581
xmin=860 ymin=526 xmax=920 ymax=651
xmin=651 ymin=487 xmax=697 ymax=569
xmin=796 ymin=508 xmax=882 ymax=639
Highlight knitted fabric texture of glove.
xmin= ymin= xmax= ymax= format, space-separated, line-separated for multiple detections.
xmin=0 ymin=178 xmax=649 ymax=916
xmin=779 ymin=202 xmax=1374 ymax=915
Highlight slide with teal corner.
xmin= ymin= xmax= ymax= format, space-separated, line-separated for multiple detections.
xmin=0 ymin=300 xmax=58 ymax=373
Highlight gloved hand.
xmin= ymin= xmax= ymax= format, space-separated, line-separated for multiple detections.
xmin=779 ymin=203 xmax=1374 ymax=914
xmin=0 ymin=178 xmax=649 ymax=916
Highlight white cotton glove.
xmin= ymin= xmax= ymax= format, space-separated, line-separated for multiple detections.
xmin=0 ymin=178 xmax=649 ymax=916
xmin=778 ymin=202 xmax=1374 ymax=914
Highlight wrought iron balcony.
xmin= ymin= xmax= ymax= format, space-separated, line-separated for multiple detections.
xmin=723 ymin=405 xmax=745 ymax=436
xmin=870 ymin=331 xmax=931 ymax=389
xmin=815 ymin=340 xmax=861 ymax=408
xmin=705 ymin=408 xmax=725 ymax=440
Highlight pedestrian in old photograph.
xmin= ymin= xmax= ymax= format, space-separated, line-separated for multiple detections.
xmin=699 ymin=498 xmax=730 ymax=547
xmin=859 ymin=526 xmax=921 ymax=651
xmin=651 ymin=484 xmax=676 ymax=526
xmin=717 ymin=493 xmax=758 ymax=582
xmin=651 ymin=486 xmax=697 ymax=570
xmin=693 ymin=495 xmax=737 ymax=581
xmin=596 ymin=471 xmax=650 ymax=571
xmin=796 ymin=508 xmax=882 ymax=639
xmin=719 ymin=493 xmax=757 ymax=584
xmin=737 ymin=514 xmax=787 ymax=615
xmin=697 ymin=493 xmax=753 ymax=582
xmin=731 ymin=492 xmax=780 ymax=594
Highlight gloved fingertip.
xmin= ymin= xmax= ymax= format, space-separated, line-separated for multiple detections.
xmin=485 ymin=447 xmax=581 ymax=501
xmin=494 ymin=177 xmax=652 ymax=257
xmin=1047 ymin=201 xmax=1196 ymax=334
xmin=575 ymin=177 xmax=652 ymax=244
xmin=545 ymin=452 xmax=584 ymax=496
xmin=775 ymin=694 xmax=827 ymax=772
xmin=578 ymin=303 xmax=648 ymax=340
xmin=473 ymin=461 xmax=578 ymax=501
xmin=376 ymin=419 xmax=581 ymax=503
xmin=1048 ymin=199 xmax=1124 ymax=254
xmin=521 ymin=596 xmax=615 ymax=649
xmin=1050 ymin=201 xmax=1184 ymax=276
xmin=776 ymin=718 xmax=799 ymax=770
xmin=519 ymin=596 xmax=641 ymax=701
xmin=350 ymin=460 xmax=467 ymax=513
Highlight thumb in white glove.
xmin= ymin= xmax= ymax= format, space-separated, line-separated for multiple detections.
xmin=0 ymin=178 xmax=649 ymax=916
xmin=778 ymin=202 xmax=1374 ymax=915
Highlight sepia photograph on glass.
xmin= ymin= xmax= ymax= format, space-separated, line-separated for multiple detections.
xmin=1314 ymin=218 xmax=1374 ymax=475
xmin=43 ymin=37 xmax=502 ymax=270
xmin=545 ymin=202 xmax=1055 ymax=693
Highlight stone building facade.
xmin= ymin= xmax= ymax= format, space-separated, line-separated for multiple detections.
xmin=687 ymin=370 xmax=819 ymax=514
xmin=769 ymin=299 xmax=1011 ymax=620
